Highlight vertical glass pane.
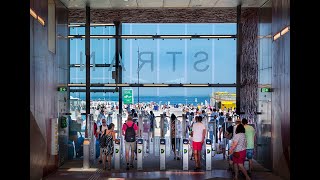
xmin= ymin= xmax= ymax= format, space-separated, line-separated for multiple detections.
xmin=70 ymin=38 xmax=85 ymax=64
xmin=91 ymin=39 xmax=116 ymax=65
xmin=90 ymin=26 xmax=115 ymax=35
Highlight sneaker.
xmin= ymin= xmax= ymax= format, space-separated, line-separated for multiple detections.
xmin=177 ymin=157 xmax=180 ymax=160
xmin=126 ymin=166 xmax=130 ymax=170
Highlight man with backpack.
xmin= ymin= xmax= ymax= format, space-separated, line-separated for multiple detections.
xmin=122 ymin=116 xmax=138 ymax=170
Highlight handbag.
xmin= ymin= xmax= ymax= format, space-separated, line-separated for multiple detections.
xmin=233 ymin=151 xmax=240 ymax=158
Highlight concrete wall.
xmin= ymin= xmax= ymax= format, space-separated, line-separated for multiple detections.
xmin=30 ymin=0 xmax=69 ymax=179
xmin=271 ymin=0 xmax=290 ymax=179
xmin=69 ymin=8 xmax=238 ymax=23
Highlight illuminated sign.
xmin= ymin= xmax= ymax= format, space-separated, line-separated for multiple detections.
xmin=261 ymin=88 xmax=272 ymax=92
xmin=58 ymin=87 xmax=67 ymax=92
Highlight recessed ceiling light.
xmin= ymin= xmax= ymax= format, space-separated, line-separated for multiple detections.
xmin=124 ymin=0 xmax=129 ymax=2
xmin=126 ymin=5 xmax=129 ymax=6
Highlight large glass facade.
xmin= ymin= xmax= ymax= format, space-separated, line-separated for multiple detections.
xmin=69 ymin=23 xmax=237 ymax=112
xmin=121 ymin=23 xmax=236 ymax=84
xmin=68 ymin=23 xmax=237 ymax=161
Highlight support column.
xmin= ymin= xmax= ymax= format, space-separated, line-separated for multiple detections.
xmin=83 ymin=5 xmax=90 ymax=169
xmin=236 ymin=5 xmax=242 ymax=114
xmin=115 ymin=21 xmax=123 ymax=115
xmin=85 ymin=5 xmax=91 ymax=138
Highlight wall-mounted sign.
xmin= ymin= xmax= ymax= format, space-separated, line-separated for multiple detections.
xmin=58 ymin=87 xmax=67 ymax=92
xmin=261 ymin=88 xmax=272 ymax=92
xmin=123 ymin=89 xmax=133 ymax=104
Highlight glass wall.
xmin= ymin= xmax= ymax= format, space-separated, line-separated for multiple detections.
xmin=69 ymin=23 xmax=237 ymax=113
xmin=68 ymin=23 xmax=237 ymax=160
xmin=121 ymin=23 xmax=236 ymax=84
xmin=70 ymin=27 xmax=116 ymax=84
xmin=257 ymin=0 xmax=272 ymax=170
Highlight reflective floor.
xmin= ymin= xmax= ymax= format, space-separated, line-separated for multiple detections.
xmin=44 ymin=154 xmax=285 ymax=180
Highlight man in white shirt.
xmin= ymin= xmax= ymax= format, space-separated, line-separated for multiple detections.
xmin=191 ymin=116 xmax=206 ymax=171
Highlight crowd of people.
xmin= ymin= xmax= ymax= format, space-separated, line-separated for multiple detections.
xmin=72 ymin=103 xmax=255 ymax=180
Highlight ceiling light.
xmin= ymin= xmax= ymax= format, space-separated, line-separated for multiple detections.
xmin=30 ymin=8 xmax=37 ymax=19
xmin=126 ymin=5 xmax=129 ymax=6
xmin=280 ymin=26 xmax=290 ymax=36
xmin=124 ymin=0 xmax=129 ymax=1
xmin=37 ymin=16 xmax=45 ymax=26
xmin=273 ymin=32 xmax=280 ymax=41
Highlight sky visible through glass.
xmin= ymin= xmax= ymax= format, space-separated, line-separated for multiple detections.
xmin=69 ymin=23 xmax=236 ymax=101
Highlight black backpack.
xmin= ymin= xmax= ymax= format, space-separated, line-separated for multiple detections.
xmin=124 ymin=123 xmax=136 ymax=142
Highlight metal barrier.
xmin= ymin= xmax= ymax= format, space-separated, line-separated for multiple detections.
xmin=87 ymin=114 xmax=96 ymax=165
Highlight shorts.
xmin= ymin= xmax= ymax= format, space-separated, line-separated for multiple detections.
xmin=192 ymin=141 xmax=203 ymax=151
xmin=246 ymin=149 xmax=254 ymax=159
xmin=125 ymin=141 xmax=136 ymax=153
xmin=232 ymin=150 xmax=246 ymax=164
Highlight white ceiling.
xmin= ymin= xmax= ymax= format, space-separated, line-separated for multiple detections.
xmin=60 ymin=0 xmax=269 ymax=9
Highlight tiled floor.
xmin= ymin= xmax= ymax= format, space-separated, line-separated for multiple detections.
xmin=44 ymin=154 xmax=285 ymax=180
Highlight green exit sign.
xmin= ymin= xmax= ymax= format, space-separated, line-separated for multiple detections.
xmin=261 ymin=88 xmax=272 ymax=92
xmin=58 ymin=87 xmax=67 ymax=92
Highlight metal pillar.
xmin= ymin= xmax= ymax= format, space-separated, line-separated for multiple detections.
xmin=182 ymin=114 xmax=186 ymax=139
xmin=85 ymin=5 xmax=90 ymax=138
xmin=160 ymin=114 xmax=164 ymax=138
xmin=83 ymin=5 xmax=91 ymax=169
xmin=115 ymin=21 xmax=123 ymax=115
xmin=236 ymin=4 xmax=242 ymax=115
